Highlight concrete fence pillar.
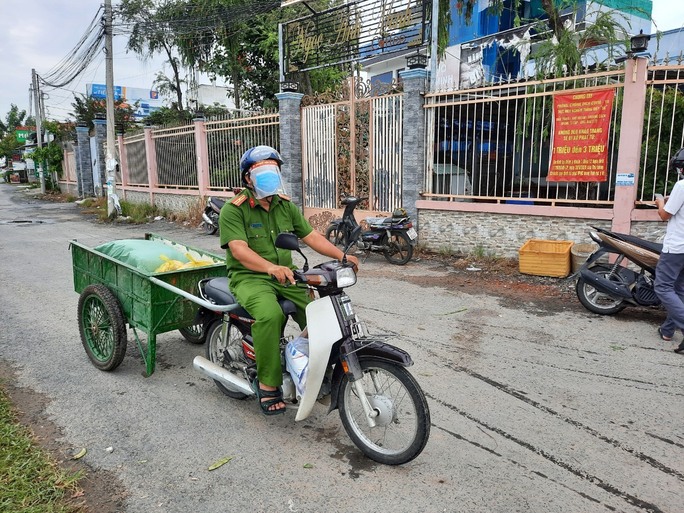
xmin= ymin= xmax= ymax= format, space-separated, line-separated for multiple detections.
xmin=144 ymin=125 xmax=158 ymax=205
xmin=93 ymin=116 xmax=107 ymax=197
xmin=399 ymin=68 xmax=429 ymax=231
xmin=75 ymin=123 xmax=93 ymax=197
xmin=612 ymin=57 xmax=649 ymax=234
xmin=72 ymin=139 xmax=82 ymax=197
xmin=276 ymin=92 xmax=305 ymax=208
xmin=117 ymin=131 xmax=128 ymax=199
xmin=194 ymin=116 xmax=210 ymax=197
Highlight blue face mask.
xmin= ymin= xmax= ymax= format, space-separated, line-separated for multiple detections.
xmin=251 ymin=165 xmax=285 ymax=199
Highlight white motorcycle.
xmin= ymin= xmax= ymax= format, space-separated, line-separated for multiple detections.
xmin=192 ymin=230 xmax=430 ymax=465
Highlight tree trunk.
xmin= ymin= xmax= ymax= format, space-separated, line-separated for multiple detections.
xmin=164 ymin=42 xmax=184 ymax=112
xmin=541 ymin=0 xmax=563 ymax=39
xmin=232 ymin=69 xmax=241 ymax=110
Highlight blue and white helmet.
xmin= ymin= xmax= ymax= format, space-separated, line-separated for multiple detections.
xmin=240 ymin=145 xmax=283 ymax=183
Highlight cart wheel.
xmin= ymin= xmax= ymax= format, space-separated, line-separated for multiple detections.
xmin=178 ymin=324 xmax=206 ymax=344
xmin=77 ymin=284 xmax=127 ymax=371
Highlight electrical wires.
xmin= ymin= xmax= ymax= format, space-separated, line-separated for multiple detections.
xmin=111 ymin=1 xmax=282 ymax=40
xmin=38 ymin=6 xmax=106 ymax=89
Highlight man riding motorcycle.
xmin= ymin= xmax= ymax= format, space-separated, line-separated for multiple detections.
xmin=218 ymin=145 xmax=359 ymax=414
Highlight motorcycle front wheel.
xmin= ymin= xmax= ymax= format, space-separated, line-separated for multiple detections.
xmin=338 ymin=357 xmax=430 ymax=465
xmin=206 ymin=319 xmax=249 ymax=399
xmin=383 ymin=231 xmax=413 ymax=265
xmin=325 ymin=225 xmax=347 ymax=248
xmin=576 ymin=264 xmax=628 ymax=315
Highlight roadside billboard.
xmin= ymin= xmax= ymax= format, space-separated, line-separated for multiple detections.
xmin=86 ymin=83 xmax=163 ymax=120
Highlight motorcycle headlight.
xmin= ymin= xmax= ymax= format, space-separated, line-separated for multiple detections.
xmin=336 ymin=267 xmax=357 ymax=288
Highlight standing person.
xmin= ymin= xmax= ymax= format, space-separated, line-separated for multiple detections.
xmin=654 ymin=148 xmax=684 ymax=354
xmin=219 ymin=145 xmax=360 ymax=414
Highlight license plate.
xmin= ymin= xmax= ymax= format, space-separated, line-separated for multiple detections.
xmin=407 ymin=227 xmax=417 ymax=240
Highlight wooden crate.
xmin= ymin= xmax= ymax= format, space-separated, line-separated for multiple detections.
xmin=518 ymin=239 xmax=573 ymax=278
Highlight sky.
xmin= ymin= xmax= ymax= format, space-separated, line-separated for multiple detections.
xmin=0 ymin=0 xmax=682 ymax=123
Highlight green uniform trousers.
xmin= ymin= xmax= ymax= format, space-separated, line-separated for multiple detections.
xmin=229 ymin=275 xmax=311 ymax=386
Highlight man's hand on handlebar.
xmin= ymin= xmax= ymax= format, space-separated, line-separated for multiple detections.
xmin=268 ymin=264 xmax=296 ymax=285
xmin=346 ymin=254 xmax=360 ymax=273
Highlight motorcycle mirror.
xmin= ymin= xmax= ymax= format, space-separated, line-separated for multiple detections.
xmin=275 ymin=232 xmax=309 ymax=272
xmin=341 ymin=226 xmax=362 ymax=262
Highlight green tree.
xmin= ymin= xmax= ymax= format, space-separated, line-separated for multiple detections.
xmin=70 ymin=95 xmax=137 ymax=132
xmin=0 ymin=104 xmax=28 ymax=139
xmin=118 ymin=0 xmax=188 ymax=111
xmin=170 ymin=0 xmax=346 ymax=110
xmin=0 ymin=134 xmax=22 ymax=165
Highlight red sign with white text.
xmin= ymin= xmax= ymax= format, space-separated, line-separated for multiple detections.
xmin=548 ymin=90 xmax=615 ymax=182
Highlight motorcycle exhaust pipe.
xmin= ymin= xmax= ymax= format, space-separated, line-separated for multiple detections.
xmin=193 ymin=356 xmax=254 ymax=396
xmin=579 ymin=269 xmax=633 ymax=300
xmin=201 ymin=212 xmax=214 ymax=225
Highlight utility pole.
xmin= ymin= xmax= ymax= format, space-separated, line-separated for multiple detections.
xmin=31 ymin=68 xmax=46 ymax=194
xmin=104 ymin=0 xmax=119 ymax=217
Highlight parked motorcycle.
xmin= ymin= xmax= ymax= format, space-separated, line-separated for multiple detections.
xmin=201 ymin=196 xmax=225 ymax=235
xmin=575 ymin=226 xmax=662 ymax=315
xmin=192 ymin=230 xmax=430 ymax=465
xmin=325 ymin=196 xmax=417 ymax=265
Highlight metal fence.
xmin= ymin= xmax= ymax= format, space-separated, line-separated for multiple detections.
xmin=123 ymin=133 xmax=148 ymax=185
xmin=301 ymin=84 xmax=403 ymax=212
xmin=206 ymin=112 xmax=280 ymax=190
xmin=423 ymin=67 xmax=626 ymax=206
xmin=302 ymin=104 xmax=337 ymax=209
xmin=153 ymin=124 xmax=197 ymax=188
xmin=640 ymin=61 xmax=684 ymax=202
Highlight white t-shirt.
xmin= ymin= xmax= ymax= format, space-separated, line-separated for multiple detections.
xmin=663 ymin=179 xmax=684 ymax=253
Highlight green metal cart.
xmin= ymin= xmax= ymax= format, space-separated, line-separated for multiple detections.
xmin=70 ymin=233 xmax=233 ymax=376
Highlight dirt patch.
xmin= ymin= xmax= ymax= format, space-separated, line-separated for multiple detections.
xmin=366 ymin=249 xmax=579 ymax=314
xmin=0 ymin=361 xmax=128 ymax=513
xmin=365 ymin=248 xmax=666 ymax=323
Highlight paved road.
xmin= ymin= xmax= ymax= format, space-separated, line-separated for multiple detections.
xmin=0 ymin=183 xmax=682 ymax=513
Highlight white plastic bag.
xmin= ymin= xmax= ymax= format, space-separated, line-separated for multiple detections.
xmin=285 ymin=336 xmax=309 ymax=399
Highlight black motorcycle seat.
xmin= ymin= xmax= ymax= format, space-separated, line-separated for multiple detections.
xmin=202 ymin=277 xmax=297 ymax=318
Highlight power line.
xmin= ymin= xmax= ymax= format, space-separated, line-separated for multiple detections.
xmin=38 ymin=7 xmax=106 ymax=89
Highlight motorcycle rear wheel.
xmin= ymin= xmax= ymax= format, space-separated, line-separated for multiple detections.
xmin=338 ymin=357 xmax=430 ymax=465
xmin=383 ymin=231 xmax=413 ymax=265
xmin=202 ymin=213 xmax=218 ymax=235
xmin=206 ymin=319 xmax=249 ymax=399
xmin=178 ymin=323 xmax=206 ymax=344
xmin=576 ymin=264 xmax=628 ymax=315
xmin=325 ymin=225 xmax=347 ymax=248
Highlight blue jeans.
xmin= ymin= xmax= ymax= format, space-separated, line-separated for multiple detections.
xmin=654 ymin=252 xmax=684 ymax=337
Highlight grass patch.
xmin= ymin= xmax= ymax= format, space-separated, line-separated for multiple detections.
xmin=0 ymin=387 xmax=84 ymax=513
xmin=119 ymin=200 xmax=162 ymax=223
xmin=75 ymin=196 xmax=204 ymax=226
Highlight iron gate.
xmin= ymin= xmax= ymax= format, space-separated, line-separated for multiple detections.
xmin=301 ymin=77 xmax=404 ymax=212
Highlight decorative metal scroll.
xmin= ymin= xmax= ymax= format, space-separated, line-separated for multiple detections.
xmin=283 ymin=0 xmax=430 ymax=73
xmin=301 ymin=76 xmax=404 ymax=106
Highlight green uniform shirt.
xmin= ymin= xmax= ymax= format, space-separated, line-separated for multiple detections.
xmin=219 ymin=188 xmax=313 ymax=280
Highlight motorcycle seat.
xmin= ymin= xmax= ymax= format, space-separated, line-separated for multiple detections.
xmin=596 ymin=227 xmax=663 ymax=254
xmin=365 ymin=216 xmax=393 ymax=226
xmin=202 ymin=277 xmax=297 ymax=318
